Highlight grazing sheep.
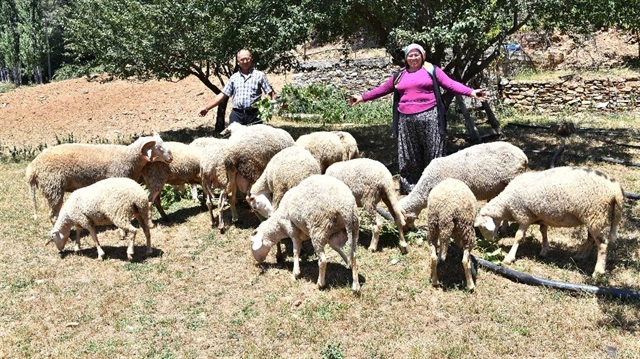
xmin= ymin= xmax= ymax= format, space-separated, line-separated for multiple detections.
xmin=247 ymin=146 xmax=321 ymax=218
xmin=251 ymin=175 xmax=361 ymax=292
xmin=142 ymin=141 xmax=203 ymax=221
xmin=325 ymin=158 xmax=408 ymax=254
xmin=426 ymin=178 xmax=477 ymax=291
xmin=224 ymin=124 xmax=295 ymax=225
xmin=474 ymin=166 xmax=624 ymax=277
xmin=199 ymin=139 xmax=231 ymax=231
xmin=332 ymin=131 xmax=360 ymax=160
xmin=48 ymin=177 xmax=152 ymax=261
xmin=294 ymin=131 xmax=360 ymax=172
xmin=27 ymin=132 xmax=173 ymax=222
xmin=185 ymin=137 xmax=228 ymax=202
xmin=399 ymin=141 xmax=528 ymax=228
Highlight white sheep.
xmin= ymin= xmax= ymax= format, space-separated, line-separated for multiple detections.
xmin=251 ymin=174 xmax=361 ymax=292
xmin=474 ymin=166 xmax=624 ymax=277
xmin=399 ymin=141 xmax=528 ymax=229
xmin=224 ymin=124 xmax=295 ymax=225
xmin=294 ymin=131 xmax=360 ymax=172
xmin=325 ymin=158 xmax=408 ymax=254
xmin=247 ymin=146 xmax=321 ymax=218
xmin=48 ymin=177 xmax=153 ymax=261
xmin=27 ymin=132 xmax=173 ymax=222
xmin=426 ymin=178 xmax=477 ymax=291
xmin=199 ymin=138 xmax=231 ymax=231
xmin=141 ymin=141 xmax=203 ymax=221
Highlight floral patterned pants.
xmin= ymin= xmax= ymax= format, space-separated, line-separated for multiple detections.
xmin=397 ymin=107 xmax=444 ymax=195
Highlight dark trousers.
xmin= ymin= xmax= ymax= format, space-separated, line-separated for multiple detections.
xmin=229 ymin=108 xmax=261 ymax=125
xmin=397 ymin=107 xmax=444 ymax=195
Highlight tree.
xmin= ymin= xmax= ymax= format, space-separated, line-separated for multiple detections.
xmin=65 ymin=0 xmax=313 ymax=132
xmin=0 ymin=0 xmax=66 ymax=85
xmin=307 ymin=0 xmax=627 ymax=100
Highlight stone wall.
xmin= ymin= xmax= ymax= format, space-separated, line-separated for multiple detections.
xmin=499 ymin=75 xmax=640 ymax=113
xmin=292 ymin=57 xmax=398 ymax=95
xmin=292 ymin=57 xmax=640 ymax=114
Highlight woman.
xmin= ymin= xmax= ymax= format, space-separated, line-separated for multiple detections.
xmin=349 ymin=43 xmax=488 ymax=194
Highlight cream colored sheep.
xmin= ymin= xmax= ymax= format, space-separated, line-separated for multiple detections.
xmin=199 ymin=138 xmax=230 ymax=231
xmin=399 ymin=141 xmax=528 ymax=229
xmin=48 ymin=177 xmax=152 ymax=261
xmin=426 ymin=178 xmax=477 ymax=291
xmin=325 ymin=158 xmax=407 ymax=254
xmin=251 ymin=175 xmax=361 ymax=292
xmin=247 ymin=146 xmax=321 ymax=218
xmin=294 ymin=131 xmax=360 ymax=172
xmin=474 ymin=166 xmax=624 ymax=277
xmin=27 ymin=132 xmax=173 ymax=223
xmin=224 ymin=124 xmax=295 ymax=226
xmin=142 ymin=141 xmax=205 ymax=221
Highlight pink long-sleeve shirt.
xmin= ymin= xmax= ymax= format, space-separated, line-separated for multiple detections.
xmin=361 ymin=66 xmax=474 ymax=114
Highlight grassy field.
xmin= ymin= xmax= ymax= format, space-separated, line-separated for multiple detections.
xmin=1 ymin=113 xmax=639 ymax=358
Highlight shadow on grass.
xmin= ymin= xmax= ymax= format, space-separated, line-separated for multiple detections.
xmin=59 ymin=244 xmax=162 ymax=262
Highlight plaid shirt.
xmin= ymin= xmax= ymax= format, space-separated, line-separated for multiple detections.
xmin=222 ymin=68 xmax=273 ymax=109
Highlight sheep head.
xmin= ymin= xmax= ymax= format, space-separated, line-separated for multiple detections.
xmin=247 ymin=192 xmax=273 ymax=219
xmin=474 ymin=214 xmax=499 ymax=241
xmin=251 ymin=229 xmax=273 ymax=263
xmin=47 ymin=227 xmax=70 ymax=251
xmin=139 ymin=133 xmax=173 ymax=163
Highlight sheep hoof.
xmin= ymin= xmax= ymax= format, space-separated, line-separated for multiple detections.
xmin=351 ymin=282 xmax=361 ymax=293
xmin=503 ymin=256 xmax=515 ymax=264
xmin=399 ymin=244 xmax=409 ymax=255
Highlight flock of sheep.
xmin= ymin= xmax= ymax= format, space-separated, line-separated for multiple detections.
xmin=26 ymin=123 xmax=624 ymax=293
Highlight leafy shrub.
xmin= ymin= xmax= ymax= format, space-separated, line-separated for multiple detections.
xmin=278 ymin=84 xmax=391 ymax=125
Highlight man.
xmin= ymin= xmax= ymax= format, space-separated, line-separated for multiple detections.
xmin=198 ymin=49 xmax=276 ymax=129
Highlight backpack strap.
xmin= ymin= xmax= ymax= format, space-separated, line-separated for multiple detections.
xmin=391 ymin=69 xmax=404 ymax=138
xmin=424 ymin=62 xmax=447 ymax=135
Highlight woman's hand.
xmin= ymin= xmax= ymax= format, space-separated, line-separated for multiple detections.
xmin=470 ymin=89 xmax=489 ymax=102
xmin=348 ymin=95 xmax=363 ymax=106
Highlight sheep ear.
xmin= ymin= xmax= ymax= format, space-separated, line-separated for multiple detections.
xmin=141 ymin=140 xmax=156 ymax=161
xmin=45 ymin=238 xmax=53 ymax=246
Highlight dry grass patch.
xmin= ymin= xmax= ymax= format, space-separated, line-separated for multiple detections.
xmin=1 ymin=117 xmax=639 ymax=358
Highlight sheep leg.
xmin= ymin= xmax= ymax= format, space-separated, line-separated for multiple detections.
xmin=190 ymin=183 xmax=199 ymax=202
xmin=504 ymin=224 xmax=529 ymax=264
xmin=538 ymin=224 xmax=550 ymax=257
xmin=135 ymin=212 xmax=153 ymax=256
xmin=592 ymin=234 xmax=608 ymax=277
xmin=86 ymin=226 xmax=105 ymax=260
xmin=152 ymin=196 xmax=169 ymax=221
xmin=217 ymin=189 xmax=228 ymax=233
xmin=291 ymin=236 xmax=303 ymax=280
xmin=462 ymin=245 xmax=475 ymax=291
xmin=367 ymin=209 xmax=381 ymax=252
xmin=429 ymin=235 xmax=439 ymax=287
xmin=227 ymin=174 xmax=239 ymax=223
xmin=574 ymin=233 xmax=595 ymax=260
xmin=73 ymin=225 xmax=82 ymax=253
xmin=126 ymin=229 xmax=136 ymax=261
xmin=275 ymin=242 xmax=285 ymax=263
xmin=316 ymin=250 xmax=328 ymax=289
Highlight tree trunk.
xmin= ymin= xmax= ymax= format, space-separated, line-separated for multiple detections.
xmin=482 ymin=101 xmax=501 ymax=134
xmin=455 ymin=95 xmax=481 ymax=143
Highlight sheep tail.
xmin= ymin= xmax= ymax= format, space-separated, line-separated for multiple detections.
xmin=343 ymin=209 xmax=359 ymax=267
xmin=26 ymin=165 xmax=38 ymax=220
xmin=608 ymin=186 xmax=624 ymax=240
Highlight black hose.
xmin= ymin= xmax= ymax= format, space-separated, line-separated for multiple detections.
xmin=472 ymin=255 xmax=640 ymax=300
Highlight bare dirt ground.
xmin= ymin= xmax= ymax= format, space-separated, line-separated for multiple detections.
xmin=0 ymin=29 xmax=637 ymax=150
